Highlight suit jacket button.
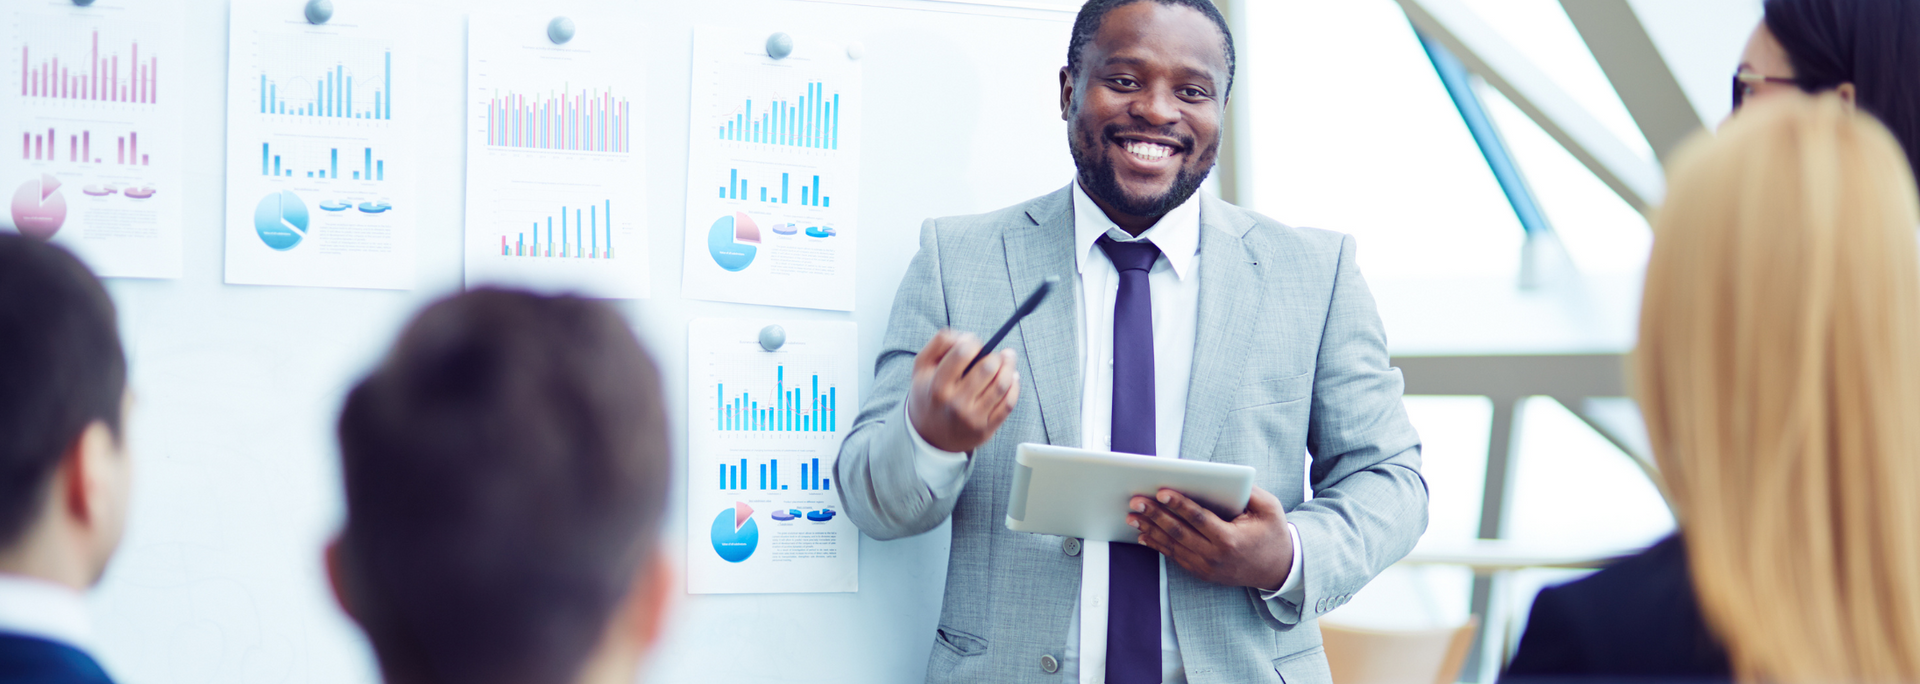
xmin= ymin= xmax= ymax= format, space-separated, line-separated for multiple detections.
xmin=1041 ymin=654 xmax=1060 ymax=673
xmin=1062 ymin=537 xmax=1082 ymax=556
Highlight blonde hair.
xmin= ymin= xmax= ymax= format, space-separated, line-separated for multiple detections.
xmin=1636 ymin=92 xmax=1920 ymax=682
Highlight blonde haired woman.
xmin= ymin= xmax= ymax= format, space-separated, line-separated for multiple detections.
xmin=1503 ymin=92 xmax=1920 ymax=682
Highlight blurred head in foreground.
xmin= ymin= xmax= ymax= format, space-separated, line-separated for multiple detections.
xmin=331 ymin=290 xmax=673 ymax=684
xmin=0 ymin=234 xmax=131 ymax=591
xmin=1637 ymin=92 xmax=1920 ymax=682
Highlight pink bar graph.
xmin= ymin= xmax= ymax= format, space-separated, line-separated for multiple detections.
xmin=487 ymin=88 xmax=629 ymax=153
xmin=19 ymin=126 xmax=147 ymax=166
xmin=20 ymin=31 xmax=158 ymax=104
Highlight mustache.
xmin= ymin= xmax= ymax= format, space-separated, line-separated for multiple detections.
xmin=1101 ymin=123 xmax=1194 ymax=152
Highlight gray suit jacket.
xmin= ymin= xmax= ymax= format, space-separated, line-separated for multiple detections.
xmin=835 ymin=186 xmax=1426 ymax=684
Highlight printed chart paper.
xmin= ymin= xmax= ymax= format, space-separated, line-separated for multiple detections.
xmin=463 ymin=14 xmax=648 ymax=299
xmin=223 ymin=1 xmax=416 ymax=290
xmin=1 ymin=0 xmax=183 ymax=278
xmin=687 ymin=318 xmax=859 ymax=594
xmin=682 ymin=26 xmax=861 ymax=311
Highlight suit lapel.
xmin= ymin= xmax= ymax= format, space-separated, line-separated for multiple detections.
xmin=1004 ymin=186 xmax=1082 ymax=448
xmin=1180 ymin=193 xmax=1263 ymax=463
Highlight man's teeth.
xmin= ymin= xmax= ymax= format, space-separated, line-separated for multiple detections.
xmin=1122 ymin=140 xmax=1175 ymax=161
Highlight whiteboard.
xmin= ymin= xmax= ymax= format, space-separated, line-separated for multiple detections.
xmin=87 ymin=1 xmax=1075 ymax=682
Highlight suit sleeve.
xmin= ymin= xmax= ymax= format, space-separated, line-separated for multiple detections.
xmin=1266 ymin=234 xmax=1429 ymax=625
xmin=833 ymin=218 xmax=976 ymax=540
xmin=1502 ymin=586 xmax=1585 ymax=679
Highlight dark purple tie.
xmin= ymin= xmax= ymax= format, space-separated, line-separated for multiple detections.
xmin=1099 ymin=235 xmax=1162 ymax=684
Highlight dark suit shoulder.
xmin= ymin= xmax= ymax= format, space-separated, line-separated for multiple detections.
xmin=0 ymin=633 xmax=114 ymax=684
xmin=1502 ymin=535 xmax=1731 ymax=683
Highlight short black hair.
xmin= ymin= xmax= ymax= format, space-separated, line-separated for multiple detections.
xmin=336 ymin=290 xmax=670 ymax=684
xmin=0 ymin=235 xmax=124 ymax=550
xmin=1067 ymin=0 xmax=1236 ymax=97
xmin=1765 ymin=0 xmax=1920 ymax=187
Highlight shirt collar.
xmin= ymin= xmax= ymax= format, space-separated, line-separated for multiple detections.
xmin=0 ymin=573 xmax=91 ymax=652
xmin=1070 ymin=180 xmax=1202 ymax=280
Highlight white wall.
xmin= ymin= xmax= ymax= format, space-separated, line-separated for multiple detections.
xmin=86 ymin=1 xmax=1076 ymax=682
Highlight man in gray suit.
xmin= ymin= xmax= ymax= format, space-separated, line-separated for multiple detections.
xmin=834 ymin=1 xmax=1427 ymax=682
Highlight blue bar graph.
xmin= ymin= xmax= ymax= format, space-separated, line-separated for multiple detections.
xmin=715 ymin=80 xmax=843 ymax=151
xmin=502 ymin=200 xmax=614 ymax=259
xmin=714 ymin=367 xmax=839 ymax=434
xmin=719 ymin=169 xmax=829 ymax=207
xmin=717 ymin=456 xmax=828 ymax=491
xmin=259 ymin=141 xmax=387 ymax=180
xmin=259 ymin=50 xmax=393 ymax=120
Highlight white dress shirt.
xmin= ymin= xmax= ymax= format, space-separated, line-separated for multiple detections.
xmin=906 ymin=182 xmax=1304 ymax=683
xmin=0 ymin=573 xmax=94 ymax=653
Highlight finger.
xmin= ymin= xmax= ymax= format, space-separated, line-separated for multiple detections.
xmin=1135 ymin=522 xmax=1211 ymax=576
xmin=1132 ymin=511 xmax=1207 ymax=558
xmin=915 ymin=331 xmax=960 ymax=378
xmin=986 ymin=373 xmax=1021 ymax=426
xmin=1135 ymin=496 xmax=1215 ymax=552
xmin=930 ymin=334 xmax=983 ymax=400
xmin=1242 ymin=485 xmax=1285 ymax=523
xmin=1157 ymin=489 xmax=1235 ymax=540
xmin=958 ymin=346 xmax=1004 ymax=399
xmin=968 ymin=351 xmax=1019 ymax=413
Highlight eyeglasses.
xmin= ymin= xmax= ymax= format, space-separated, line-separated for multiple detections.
xmin=1733 ymin=70 xmax=1797 ymax=109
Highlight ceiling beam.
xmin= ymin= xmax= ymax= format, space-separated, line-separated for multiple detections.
xmin=1558 ymin=0 xmax=1705 ymax=164
xmin=1393 ymin=0 xmax=1665 ymax=212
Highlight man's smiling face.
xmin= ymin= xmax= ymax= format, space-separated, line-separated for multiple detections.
xmin=1061 ymin=1 xmax=1230 ymax=225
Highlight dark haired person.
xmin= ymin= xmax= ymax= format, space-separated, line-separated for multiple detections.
xmin=1733 ymin=0 xmax=1920 ymax=184
xmin=835 ymin=0 xmax=1425 ymax=682
xmin=327 ymin=290 xmax=673 ymax=684
xmin=0 ymin=235 xmax=132 ymax=684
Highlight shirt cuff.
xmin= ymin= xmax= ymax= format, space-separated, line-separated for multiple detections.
xmin=904 ymin=403 xmax=971 ymax=492
xmin=1259 ymin=522 xmax=1305 ymax=604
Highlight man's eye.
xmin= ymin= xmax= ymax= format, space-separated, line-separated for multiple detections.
xmin=1111 ymin=78 xmax=1139 ymax=88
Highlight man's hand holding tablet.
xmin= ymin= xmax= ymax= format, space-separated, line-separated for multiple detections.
xmin=1129 ymin=486 xmax=1295 ymax=592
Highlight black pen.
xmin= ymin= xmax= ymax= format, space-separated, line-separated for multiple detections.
xmin=964 ymin=276 xmax=1059 ymax=375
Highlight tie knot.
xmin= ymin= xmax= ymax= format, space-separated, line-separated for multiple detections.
xmin=1097 ymin=235 xmax=1161 ymax=272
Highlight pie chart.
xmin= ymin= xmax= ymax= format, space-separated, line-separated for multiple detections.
xmin=253 ymin=190 xmax=309 ymax=251
xmin=710 ymin=501 xmax=759 ymax=563
xmin=10 ymin=174 xmax=67 ymax=241
xmin=707 ymin=212 xmax=760 ymax=272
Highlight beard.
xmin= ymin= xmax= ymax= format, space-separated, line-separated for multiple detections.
xmin=1070 ymin=121 xmax=1218 ymax=219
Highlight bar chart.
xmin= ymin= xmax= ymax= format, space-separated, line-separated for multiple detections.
xmin=499 ymin=200 xmax=615 ymax=259
xmin=714 ymin=365 xmax=838 ymax=434
xmin=258 ymin=141 xmax=386 ymax=180
xmin=19 ymin=31 xmax=159 ymax=105
xmin=717 ymin=168 xmax=831 ymax=207
xmin=686 ymin=317 xmax=858 ymax=593
xmin=485 ymin=87 xmax=631 ymax=153
xmin=258 ymin=50 xmax=393 ymax=120
xmin=714 ymin=81 xmax=842 ymax=151
xmin=20 ymin=126 xmax=150 ymax=165
xmin=715 ymin=456 xmax=833 ymax=492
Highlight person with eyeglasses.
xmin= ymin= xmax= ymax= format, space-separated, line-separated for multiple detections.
xmin=1732 ymin=0 xmax=1920 ymax=186
xmin=1500 ymin=93 xmax=1920 ymax=683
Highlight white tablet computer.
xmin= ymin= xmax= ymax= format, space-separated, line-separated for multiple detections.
xmin=1005 ymin=443 xmax=1256 ymax=544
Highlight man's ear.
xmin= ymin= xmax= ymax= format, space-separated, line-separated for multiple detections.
xmin=1837 ymin=82 xmax=1858 ymax=107
xmin=63 ymin=420 xmax=117 ymax=528
xmin=1060 ymin=67 xmax=1076 ymax=122
xmin=325 ymin=536 xmax=361 ymax=623
xmin=629 ymin=549 xmax=676 ymax=652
